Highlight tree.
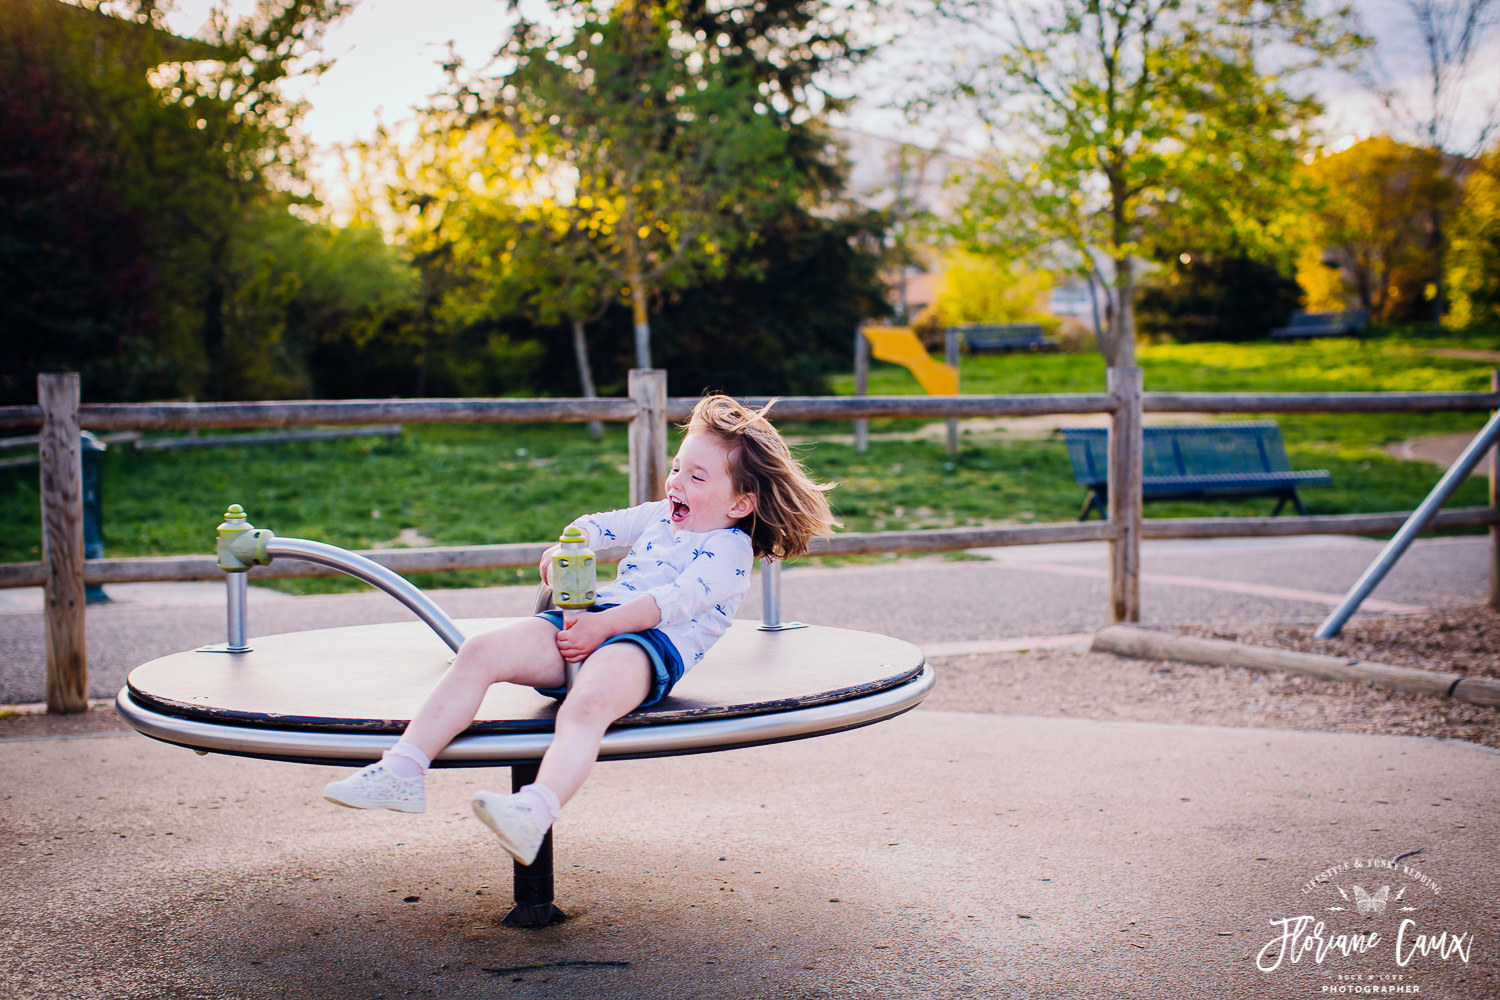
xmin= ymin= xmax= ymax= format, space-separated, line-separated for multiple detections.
xmin=459 ymin=0 xmax=800 ymax=369
xmin=1447 ymin=144 xmax=1500 ymax=326
xmin=929 ymin=250 xmax=1058 ymax=328
xmin=922 ymin=0 xmax=1358 ymax=365
xmin=1294 ymin=136 xmax=1460 ymax=323
xmin=1367 ymin=0 xmax=1500 ymax=320
xmin=0 ymin=0 xmax=355 ymax=403
xmin=503 ymin=207 xmax=612 ymax=436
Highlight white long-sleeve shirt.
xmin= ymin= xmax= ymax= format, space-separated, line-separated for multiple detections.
xmin=570 ymin=499 xmax=754 ymax=669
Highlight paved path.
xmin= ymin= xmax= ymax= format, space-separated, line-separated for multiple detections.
xmin=3 ymin=707 xmax=1494 ymax=998
xmin=1 ymin=535 xmax=1495 ymax=998
xmin=1387 ymin=431 xmax=1492 ymax=474
xmin=0 ymin=534 xmax=1486 ymax=706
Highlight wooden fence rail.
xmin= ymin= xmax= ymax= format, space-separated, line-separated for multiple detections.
xmin=3 ymin=389 xmax=1497 ymax=432
xmin=12 ymin=368 xmax=1500 ymax=711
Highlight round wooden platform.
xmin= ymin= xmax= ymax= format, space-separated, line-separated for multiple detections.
xmin=117 ymin=618 xmax=933 ymax=767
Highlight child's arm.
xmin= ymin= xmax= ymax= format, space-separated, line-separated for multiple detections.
xmin=555 ymin=595 xmax=662 ymax=663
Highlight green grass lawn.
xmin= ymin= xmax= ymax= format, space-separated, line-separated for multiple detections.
xmin=0 ymin=332 xmax=1491 ymax=594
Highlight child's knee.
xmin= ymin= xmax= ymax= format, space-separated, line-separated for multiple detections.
xmin=452 ymin=630 xmax=516 ymax=678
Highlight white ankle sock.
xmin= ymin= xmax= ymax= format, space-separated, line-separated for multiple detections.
xmin=517 ymin=782 xmax=561 ymax=825
xmin=381 ymin=742 xmax=431 ymax=779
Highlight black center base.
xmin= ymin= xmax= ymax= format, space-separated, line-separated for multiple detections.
xmin=502 ymin=902 xmax=568 ymax=928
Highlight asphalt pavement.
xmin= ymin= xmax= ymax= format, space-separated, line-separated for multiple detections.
xmin=1 ymin=534 xmax=1495 ymax=998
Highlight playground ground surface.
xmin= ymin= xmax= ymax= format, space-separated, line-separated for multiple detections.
xmin=1 ymin=533 xmax=1496 ymax=998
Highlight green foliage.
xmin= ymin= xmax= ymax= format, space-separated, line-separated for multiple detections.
xmin=462 ymin=1 xmax=801 ymax=367
xmin=1137 ymin=252 xmax=1304 ymax=343
xmin=331 ymin=0 xmax=887 ymax=400
xmin=0 ymin=0 xmax=364 ymax=404
xmin=1448 ymin=148 xmax=1500 ymax=329
xmin=930 ymin=250 xmax=1058 ymax=327
xmin=1295 ymin=137 xmax=1458 ymax=323
xmin=926 ymin=0 xmax=1360 ymax=363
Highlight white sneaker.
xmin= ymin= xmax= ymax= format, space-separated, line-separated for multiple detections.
xmin=323 ymin=761 xmax=426 ymax=813
xmin=471 ymin=790 xmax=551 ymax=866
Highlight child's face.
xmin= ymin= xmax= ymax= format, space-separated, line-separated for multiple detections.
xmin=664 ymin=432 xmax=754 ymax=533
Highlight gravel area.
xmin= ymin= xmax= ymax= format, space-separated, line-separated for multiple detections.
xmin=923 ymin=600 xmax=1500 ymax=750
xmin=1178 ymin=600 xmax=1500 ymax=679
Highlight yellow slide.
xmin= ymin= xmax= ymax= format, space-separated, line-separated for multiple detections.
xmin=861 ymin=326 xmax=959 ymax=396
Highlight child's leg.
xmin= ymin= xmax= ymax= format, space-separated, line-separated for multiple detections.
xmin=535 ymin=642 xmax=653 ymax=805
xmin=399 ymin=616 xmax=568 ymax=761
xmin=324 ymin=617 xmax=568 ymax=812
xmin=471 ymin=642 xmax=651 ymax=864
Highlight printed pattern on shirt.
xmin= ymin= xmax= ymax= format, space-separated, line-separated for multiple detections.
xmin=570 ymin=499 xmax=754 ymax=672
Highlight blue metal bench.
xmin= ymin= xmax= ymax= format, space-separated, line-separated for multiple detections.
xmin=1270 ymin=310 xmax=1367 ymax=340
xmin=1060 ymin=421 xmax=1332 ymax=520
xmin=950 ymin=322 xmax=1060 ymax=353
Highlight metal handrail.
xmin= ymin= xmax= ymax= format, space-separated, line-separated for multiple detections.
xmin=262 ymin=537 xmax=467 ymax=652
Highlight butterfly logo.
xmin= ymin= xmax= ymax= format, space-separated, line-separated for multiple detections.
xmin=1352 ymin=886 xmax=1390 ymax=915
xmin=623 ymin=562 xmax=638 ymax=572
xmin=693 ymin=547 xmax=715 ymax=559
xmin=734 ymin=568 xmax=747 ymax=577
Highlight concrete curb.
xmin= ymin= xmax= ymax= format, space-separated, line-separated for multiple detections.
xmin=1092 ymin=624 xmax=1500 ymax=708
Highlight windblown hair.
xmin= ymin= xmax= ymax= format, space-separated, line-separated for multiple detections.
xmin=685 ymin=394 xmax=837 ymax=561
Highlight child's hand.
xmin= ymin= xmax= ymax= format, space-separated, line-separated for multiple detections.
xmin=555 ymin=612 xmax=611 ymax=663
xmin=538 ymin=544 xmax=559 ymax=585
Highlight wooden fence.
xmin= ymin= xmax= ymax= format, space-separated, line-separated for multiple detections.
xmin=5 ymin=368 xmax=1498 ymax=712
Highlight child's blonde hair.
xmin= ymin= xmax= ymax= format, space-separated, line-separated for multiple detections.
xmin=685 ymin=394 xmax=837 ymax=560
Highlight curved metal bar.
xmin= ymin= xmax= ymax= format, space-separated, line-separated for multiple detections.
xmin=265 ymin=537 xmax=467 ymax=652
xmin=115 ymin=663 xmax=935 ymax=767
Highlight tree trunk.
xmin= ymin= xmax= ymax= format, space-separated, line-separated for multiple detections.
xmin=1114 ymin=256 xmax=1137 ymax=368
xmin=630 ymin=277 xmax=651 ymax=370
xmin=571 ymin=317 xmax=603 ymax=439
xmin=201 ymin=262 xmax=226 ymax=401
xmin=1432 ymin=207 xmax=1447 ymax=325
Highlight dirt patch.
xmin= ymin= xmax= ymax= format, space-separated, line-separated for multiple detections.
xmin=922 ymin=601 xmax=1500 ymax=750
xmin=1176 ymin=601 xmax=1500 ymax=679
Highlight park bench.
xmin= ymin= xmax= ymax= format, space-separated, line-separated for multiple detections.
xmin=1269 ymin=310 xmax=1367 ymax=340
xmin=1059 ymin=421 xmax=1332 ymax=520
xmin=950 ymin=322 xmax=1060 ymax=353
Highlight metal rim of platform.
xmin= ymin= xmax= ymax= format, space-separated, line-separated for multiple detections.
xmin=115 ymin=663 xmax=935 ymax=768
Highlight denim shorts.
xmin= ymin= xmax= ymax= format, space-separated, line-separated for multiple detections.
xmin=532 ymin=604 xmax=686 ymax=709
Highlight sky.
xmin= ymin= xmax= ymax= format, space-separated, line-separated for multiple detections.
xmin=154 ymin=0 xmax=1500 ymax=199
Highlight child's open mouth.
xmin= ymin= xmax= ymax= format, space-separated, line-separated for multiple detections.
xmin=670 ymin=497 xmax=689 ymax=523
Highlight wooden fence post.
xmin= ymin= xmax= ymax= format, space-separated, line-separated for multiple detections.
xmin=39 ymin=373 xmax=88 ymax=712
xmin=1107 ymin=365 xmax=1143 ymax=623
xmin=854 ymin=328 xmax=869 ymax=454
xmin=628 ymin=369 xmax=668 ymax=505
xmin=945 ymin=327 xmax=960 ymax=457
xmin=1491 ymin=370 xmax=1499 ymax=611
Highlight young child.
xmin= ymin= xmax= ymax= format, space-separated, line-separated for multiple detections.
xmin=322 ymin=394 xmax=835 ymax=865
